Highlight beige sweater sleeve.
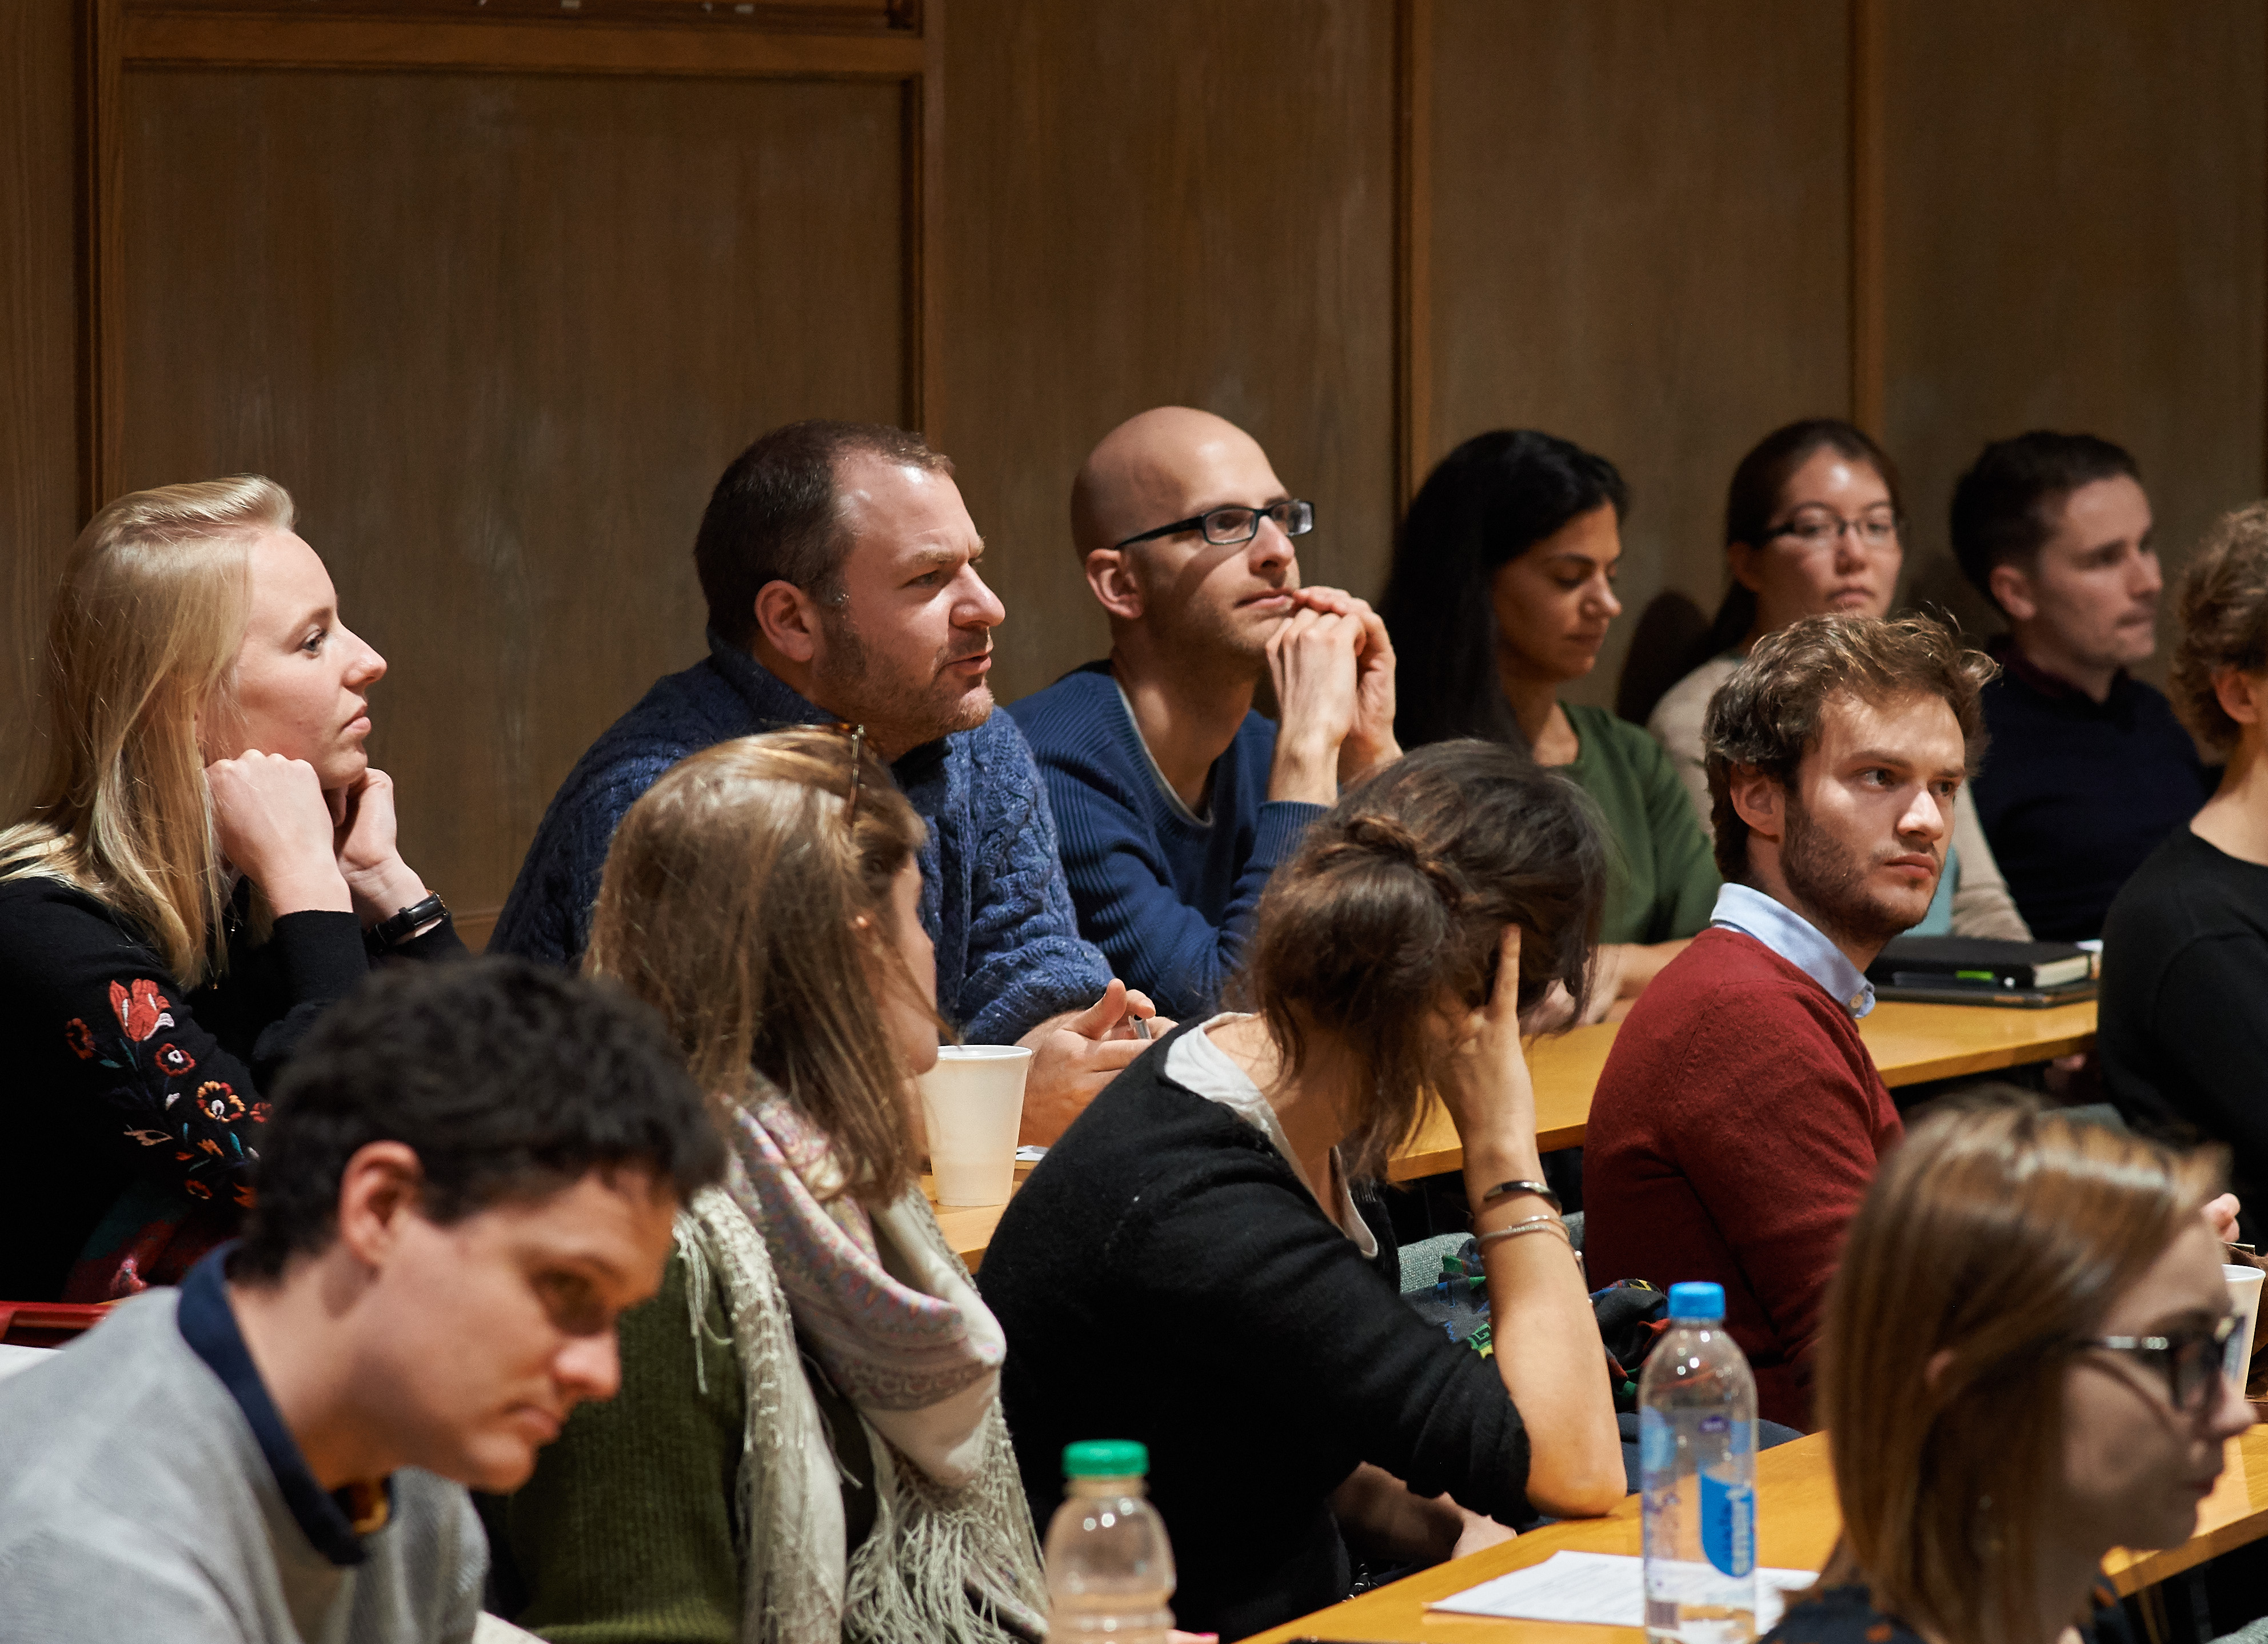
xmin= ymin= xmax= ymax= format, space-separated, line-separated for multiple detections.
xmin=1949 ymin=784 xmax=2032 ymax=940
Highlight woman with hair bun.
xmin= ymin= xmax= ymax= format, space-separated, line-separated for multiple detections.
xmin=0 ymin=478 xmax=460 ymax=1302
xmin=981 ymin=740 xmax=1626 ymax=1641
xmin=1765 ymin=1096 xmax=2251 ymax=1644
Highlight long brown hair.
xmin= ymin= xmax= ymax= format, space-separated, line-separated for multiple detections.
xmin=1238 ymin=740 xmax=1605 ymax=1180
xmin=1816 ymin=1096 xmax=2224 ymax=1644
xmin=0 ymin=477 xmax=287 ymax=983
xmin=584 ymin=728 xmax=935 ymax=1204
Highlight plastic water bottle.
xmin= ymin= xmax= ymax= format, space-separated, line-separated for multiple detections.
xmin=1640 ymin=1282 xmax=1758 ymax=1644
xmin=1044 ymin=1439 xmax=1177 ymax=1643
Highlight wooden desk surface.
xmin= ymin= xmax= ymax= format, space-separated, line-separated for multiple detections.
xmin=936 ymin=999 xmax=2098 ymax=1268
xmin=1244 ymin=1421 xmax=2268 ymax=1643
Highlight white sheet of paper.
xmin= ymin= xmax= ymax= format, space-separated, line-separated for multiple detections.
xmin=1428 ymin=1549 xmax=1819 ymax=1631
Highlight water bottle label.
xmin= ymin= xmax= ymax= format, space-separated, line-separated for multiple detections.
xmin=1639 ymin=1406 xmax=1674 ymax=1473
xmin=1700 ymin=1471 xmax=1754 ymax=1577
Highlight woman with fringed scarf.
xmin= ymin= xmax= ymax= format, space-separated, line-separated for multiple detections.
xmin=478 ymin=727 xmax=1049 ymax=1643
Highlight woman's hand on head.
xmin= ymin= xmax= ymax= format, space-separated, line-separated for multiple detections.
xmin=328 ymin=768 xmax=430 ymax=924
xmin=206 ymin=750 xmax=353 ymax=916
xmin=1436 ymin=925 xmax=1542 ymax=1158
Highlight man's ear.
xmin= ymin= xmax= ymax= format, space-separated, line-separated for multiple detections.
xmin=1989 ymin=561 xmax=2039 ymax=623
xmin=1727 ymin=762 xmax=1784 ymax=844
xmin=333 ymin=1140 xmax=426 ymax=1268
xmin=753 ymin=580 xmax=824 ymax=665
xmin=1083 ymin=547 xmax=1144 ymax=622
xmin=2214 ymin=667 xmax=2267 ymax=729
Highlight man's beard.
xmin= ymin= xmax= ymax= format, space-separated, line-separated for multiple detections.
xmin=812 ymin=608 xmax=993 ymax=752
xmin=1778 ymin=794 xmax=1934 ymax=953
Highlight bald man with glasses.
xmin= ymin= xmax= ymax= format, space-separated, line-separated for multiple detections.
xmin=1009 ymin=407 xmax=1400 ymax=1019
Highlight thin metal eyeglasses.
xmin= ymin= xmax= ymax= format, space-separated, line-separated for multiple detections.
xmin=2078 ymin=1309 xmax=2240 ymax=1412
xmin=1762 ymin=510 xmax=1903 ymax=553
xmin=754 ymin=717 xmax=868 ymax=831
xmin=1115 ymin=498 xmax=1315 ymax=550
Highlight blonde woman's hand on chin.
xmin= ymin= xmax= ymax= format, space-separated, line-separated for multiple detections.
xmin=328 ymin=767 xmax=432 ymax=926
xmin=205 ymin=750 xmax=353 ymax=915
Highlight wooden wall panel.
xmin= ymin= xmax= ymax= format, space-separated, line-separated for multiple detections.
xmin=1427 ymin=0 xmax=1854 ymax=713
xmin=937 ymin=0 xmax=1398 ymax=707
xmin=1883 ymin=0 xmax=2268 ymax=667
xmin=0 ymin=2 xmax=85 ymax=795
xmin=115 ymin=68 xmax=907 ymax=919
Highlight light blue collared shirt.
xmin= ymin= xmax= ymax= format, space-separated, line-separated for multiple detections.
xmin=1708 ymin=882 xmax=1876 ymax=1020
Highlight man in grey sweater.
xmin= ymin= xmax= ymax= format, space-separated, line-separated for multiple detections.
xmin=0 ymin=959 xmax=724 ymax=1643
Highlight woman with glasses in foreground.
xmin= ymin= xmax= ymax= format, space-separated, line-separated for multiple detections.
xmin=482 ymin=728 xmax=1048 ymax=1643
xmin=1766 ymin=1097 xmax=2251 ymax=1644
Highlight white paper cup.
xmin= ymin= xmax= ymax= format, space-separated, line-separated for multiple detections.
xmin=918 ymin=1046 xmax=1033 ymax=1206
xmin=2224 ymin=1265 xmax=2264 ymax=1388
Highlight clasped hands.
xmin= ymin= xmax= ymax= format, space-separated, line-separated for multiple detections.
xmin=205 ymin=751 xmax=426 ymax=926
xmin=1265 ymin=585 xmax=1401 ymax=807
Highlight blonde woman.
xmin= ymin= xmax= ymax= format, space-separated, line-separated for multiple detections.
xmin=482 ymin=729 xmax=1048 ymax=1644
xmin=1766 ymin=1098 xmax=2251 ymax=1644
xmin=0 ymin=478 xmax=459 ymax=1302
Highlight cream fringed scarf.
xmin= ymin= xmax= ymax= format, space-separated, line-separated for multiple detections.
xmin=675 ymin=1087 xmax=1049 ymax=1644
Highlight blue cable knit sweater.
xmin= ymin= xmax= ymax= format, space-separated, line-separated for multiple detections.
xmin=1010 ymin=663 xmax=1327 ymax=1019
xmin=491 ymin=631 xmax=1112 ymax=1045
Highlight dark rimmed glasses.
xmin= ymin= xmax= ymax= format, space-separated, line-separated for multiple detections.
xmin=2079 ymin=1309 xmax=2241 ymax=1412
xmin=1761 ymin=508 xmax=1903 ymax=554
xmin=754 ymin=717 xmax=868 ymax=831
xmin=1115 ymin=498 xmax=1315 ymax=550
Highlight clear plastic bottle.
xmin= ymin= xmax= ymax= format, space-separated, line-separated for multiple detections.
xmin=1044 ymin=1439 xmax=1177 ymax=1643
xmin=1639 ymin=1282 xmax=1759 ymax=1644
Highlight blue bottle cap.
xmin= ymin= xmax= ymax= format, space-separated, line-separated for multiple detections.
xmin=1668 ymin=1282 xmax=1726 ymax=1320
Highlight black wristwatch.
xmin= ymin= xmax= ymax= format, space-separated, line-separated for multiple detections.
xmin=365 ymin=893 xmax=448 ymax=955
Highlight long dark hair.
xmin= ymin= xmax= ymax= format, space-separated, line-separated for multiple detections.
xmin=1379 ymin=430 xmax=1628 ymax=750
xmin=1654 ymin=419 xmax=1904 ymax=711
xmin=1239 ymin=740 xmax=1606 ymax=1180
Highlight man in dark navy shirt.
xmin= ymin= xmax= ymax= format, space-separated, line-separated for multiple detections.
xmin=1951 ymin=432 xmax=2211 ymax=939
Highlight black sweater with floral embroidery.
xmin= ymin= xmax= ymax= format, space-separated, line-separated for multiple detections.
xmin=0 ymin=875 xmax=462 ymax=1302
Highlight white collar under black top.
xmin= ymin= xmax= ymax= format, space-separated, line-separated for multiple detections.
xmin=1708 ymin=881 xmax=1876 ymax=1020
xmin=1165 ymin=1013 xmax=1377 ymax=1258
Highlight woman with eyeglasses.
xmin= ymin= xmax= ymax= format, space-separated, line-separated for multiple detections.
xmin=481 ymin=728 xmax=1049 ymax=1642
xmin=1764 ymin=1095 xmax=2251 ymax=1644
xmin=1379 ymin=431 xmax=1718 ymax=1017
xmin=1644 ymin=418 xmax=2029 ymax=938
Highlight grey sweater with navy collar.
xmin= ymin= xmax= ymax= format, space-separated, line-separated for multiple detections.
xmin=0 ymin=1276 xmax=484 ymax=1643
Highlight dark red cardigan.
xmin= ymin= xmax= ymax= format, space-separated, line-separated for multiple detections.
xmin=1582 ymin=925 xmax=1902 ymax=1431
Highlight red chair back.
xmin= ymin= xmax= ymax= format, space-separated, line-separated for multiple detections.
xmin=0 ymin=1301 xmax=112 ymax=1350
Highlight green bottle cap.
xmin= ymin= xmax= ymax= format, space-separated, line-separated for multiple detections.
xmin=1063 ymin=1439 xmax=1149 ymax=1479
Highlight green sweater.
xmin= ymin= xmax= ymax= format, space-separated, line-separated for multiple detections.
xmin=479 ymin=1251 xmax=875 ymax=1644
xmin=1558 ymin=703 xmax=1720 ymax=945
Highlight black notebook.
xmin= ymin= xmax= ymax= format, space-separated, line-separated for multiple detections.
xmin=1866 ymin=935 xmax=2096 ymax=992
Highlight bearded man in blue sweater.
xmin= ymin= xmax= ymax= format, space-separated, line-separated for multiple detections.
xmin=494 ymin=421 xmax=1154 ymax=1143
xmin=1011 ymin=408 xmax=1401 ymax=1019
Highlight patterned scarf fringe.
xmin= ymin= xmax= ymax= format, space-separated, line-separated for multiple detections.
xmin=680 ymin=1184 xmax=1049 ymax=1644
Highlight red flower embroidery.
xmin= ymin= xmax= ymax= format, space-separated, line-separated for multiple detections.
xmin=65 ymin=1017 xmax=97 ymax=1060
xmin=154 ymin=1043 xmax=195 ymax=1076
xmin=197 ymin=1138 xmax=222 ymax=1158
xmin=249 ymin=1102 xmax=271 ymax=1123
xmin=109 ymin=979 xmax=174 ymax=1042
xmin=233 ymin=1184 xmax=256 ymax=1210
xmin=195 ymin=1081 xmax=241 ymax=1119
xmin=183 ymin=1179 xmax=212 ymax=1200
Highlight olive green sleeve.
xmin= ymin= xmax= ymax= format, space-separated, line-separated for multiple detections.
xmin=489 ymin=1250 xmax=746 ymax=1644
xmin=1638 ymin=727 xmax=1723 ymax=940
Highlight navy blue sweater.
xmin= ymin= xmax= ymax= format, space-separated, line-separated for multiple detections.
xmin=1971 ymin=639 xmax=2211 ymax=941
xmin=1008 ymin=663 xmax=1326 ymax=1019
xmin=492 ymin=631 xmax=1111 ymax=1046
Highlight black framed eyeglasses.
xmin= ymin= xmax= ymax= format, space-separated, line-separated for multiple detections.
xmin=1761 ymin=510 xmax=1903 ymax=553
xmin=2079 ymin=1310 xmax=2241 ymax=1412
xmin=1115 ymin=498 xmax=1315 ymax=550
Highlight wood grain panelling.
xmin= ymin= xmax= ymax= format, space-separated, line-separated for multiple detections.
xmin=1427 ymin=0 xmax=1852 ymax=713
xmin=937 ymin=0 xmax=1397 ymax=707
xmin=115 ymin=69 xmax=907 ymax=916
xmin=0 ymin=3 xmax=84 ymax=796
xmin=1884 ymin=0 xmax=2267 ymax=663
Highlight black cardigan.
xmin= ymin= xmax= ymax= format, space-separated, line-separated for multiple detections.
xmin=977 ymin=1023 xmax=1532 ymax=1641
xmin=0 ymin=875 xmax=464 ymax=1300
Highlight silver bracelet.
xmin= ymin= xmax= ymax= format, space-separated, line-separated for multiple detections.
xmin=1474 ymin=1215 xmax=1567 ymax=1254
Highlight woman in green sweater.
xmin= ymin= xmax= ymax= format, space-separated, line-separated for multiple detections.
xmin=481 ymin=728 xmax=1048 ymax=1643
xmin=1380 ymin=431 xmax=1718 ymax=1017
